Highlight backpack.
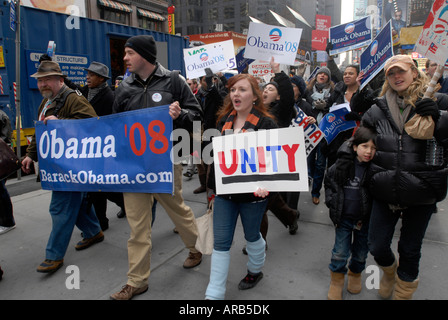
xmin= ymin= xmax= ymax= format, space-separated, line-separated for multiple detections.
xmin=52 ymin=88 xmax=83 ymax=117
xmin=170 ymin=70 xmax=182 ymax=102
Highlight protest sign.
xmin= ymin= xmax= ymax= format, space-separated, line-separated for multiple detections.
xmin=212 ymin=127 xmax=308 ymax=195
xmin=235 ymin=48 xmax=255 ymax=73
xmin=359 ymin=20 xmax=393 ymax=91
xmin=329 ymin=16 xmax=372 ymax=56
xmin=248 ymin=60 xmax=274 ymax=80
xmin=244 ymin=22 xmax=302 ymax=65
xmin=319 ymin=103 xmax=357 ymax=144
xmin=183 ymin=43 xmax=228 ymax=79
xmin=35 ymin=106 xmax=174 ymax=194
xmin=291 ymin=105 xmax=324 ymax=156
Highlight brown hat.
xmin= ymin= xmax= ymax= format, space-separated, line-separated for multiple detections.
xmin=384 ymin=55 xmax=414 ymax=76
xmin=31 ymin=61 xmax=66 ymax=78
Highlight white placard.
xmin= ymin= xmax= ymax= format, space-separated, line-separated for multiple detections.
xmin=244 ymin=22 xmax=302 ymax=66
xmin=212 ymin=127 xmax=308 ymax=195
xmin=183 ymin=45 xmax=228 ymax=79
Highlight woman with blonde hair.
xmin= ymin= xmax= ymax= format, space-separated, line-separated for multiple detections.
xmin=205 ymin=74 xmax=277 ymax=300
xmin=360 ymin=55 xmax=448 ymax=300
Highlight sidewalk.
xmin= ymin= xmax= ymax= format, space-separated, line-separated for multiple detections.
xmin=0 ymin=169 xmax=447 ymax=300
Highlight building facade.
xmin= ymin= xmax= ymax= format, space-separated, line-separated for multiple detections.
xmin=87 ymin=0 xmax=169 ymax=32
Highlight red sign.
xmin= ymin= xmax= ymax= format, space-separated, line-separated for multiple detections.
xmin=316 ymin=14 xmax=331 ymax=31
xmin=312 ymin=30 xmax=328 ymax=51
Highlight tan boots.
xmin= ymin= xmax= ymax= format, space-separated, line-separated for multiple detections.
xmin=378 ymin=259 xmax=419 ymax=300
xmin=327 ymin=272 xmax=345 ymax=300
xmin=327 ymin=270 xmax=363 ymax=300
xmin=378 ymin=260 xmax=398 ymax=299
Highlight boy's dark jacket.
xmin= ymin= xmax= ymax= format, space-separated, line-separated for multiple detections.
xmin=324 ymin=140 xmax=372 ymax=226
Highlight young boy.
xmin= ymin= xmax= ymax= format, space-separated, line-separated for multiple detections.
xmin=324 ymin=126 xmax=377 ymax=300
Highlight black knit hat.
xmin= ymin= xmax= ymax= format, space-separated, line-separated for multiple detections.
xmin=125 ymin=35 xmax=157 ymax=64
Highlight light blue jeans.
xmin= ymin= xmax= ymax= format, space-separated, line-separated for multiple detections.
xmin=46 ymin=191 xmax=101 ymax=260
xmin=205 ymin=195 xmax=267 ymax=300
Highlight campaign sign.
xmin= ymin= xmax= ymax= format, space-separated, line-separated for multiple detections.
xmin=329 ymin=16 xmax=372 ymax=55
xmin=359 ymin=21 xmax=393 ymax=91
xmin=212 ymin=127 xmax=308 ymax=195
xmin=235 ymin=48 xmax=255 ymax=73
xmin=244 ymin=22 xmax=303 ymax=65
xmin=291 ymin=105 xmax=324 ymax=156
xmin=35 ymin=106 xmax=174 ymax=194
xmin=414 ymin=0 xmax=448 ymax=66
xmin=318 ymin=103 xmax=357 ymax=144
xmin=183 ymin=44 xmax=228 ymax=79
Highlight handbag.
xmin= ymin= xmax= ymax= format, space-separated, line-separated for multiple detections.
xmin=195 ymin=199 xmax=214 ymax=255
xmin=0 ymin=138 xmax=21 ymax=180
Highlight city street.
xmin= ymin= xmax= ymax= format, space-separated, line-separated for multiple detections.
xmin=0 ymin=167 xmax=447 ymax=302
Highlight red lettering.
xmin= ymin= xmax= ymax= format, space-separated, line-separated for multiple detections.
xmin=257 ymin=146 xmax=266 ymax=173
xmin=282 ymin=144 xmax=299 ymax=172
xmin=218 ymin=150 xmax=238 ymax=175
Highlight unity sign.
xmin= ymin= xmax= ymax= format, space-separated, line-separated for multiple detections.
xmin=212 ymin=127 xmax=308 ymax=195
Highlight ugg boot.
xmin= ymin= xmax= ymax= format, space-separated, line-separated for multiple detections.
xmin=378 ymin=260 xmax=397 ymax=299
xmin=205 ymin=250 xmax=231 ymax=300
xmin=327 ymin=271 xmax=345 ymax=300
xmin=347 ymin=270 xmax=362 ymax=294
xmin=393 ymin=277 xmax=419 ymax=300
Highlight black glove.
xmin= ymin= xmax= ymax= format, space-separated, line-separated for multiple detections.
xmin=325 ymin=41 xmax=333 ymax=55
xmin=344 ymin=111 xmax=362 ymax=122
xmin=333 ymin=153 xmax=354 ymax=186
xmin=204 ymin=68 xmax=214 ymax=89
xmin=39 ymin=53 xmax=52 ymax=63
xmin=313 ymin=99 xmax=326 ymax=111
xmin=415 ymin=98 xmax=440 ymax=122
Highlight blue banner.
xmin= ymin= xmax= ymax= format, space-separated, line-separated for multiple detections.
xmin=319 ymin=104 xmax=357 ymax=144
xmin=329 ymin=16 xmax=372 ymax=55
xmin=35 ymin=106 xmax=174 ymax=194
xmin=359 ymin=20 xmax=393 ymax=91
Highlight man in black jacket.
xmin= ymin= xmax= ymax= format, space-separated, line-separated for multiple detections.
xmin=110 ymin=35 xmax=203 ymax=300
xmin=81 ymin=61 xmax=126 ymax=230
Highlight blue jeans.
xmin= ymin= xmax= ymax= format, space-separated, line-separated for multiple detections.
xmin=329 ymin=218 xmax=369 ymax=274
xmin=368 ymin=200 xmax=434 ymax=282
xmin=213 ymin=196 xmax=268 ymax=251
xmin=0 ymin=180 xmax=14 ymax=227
xmin=46 ymin=191 xmax=102 ymax=260
xmin=307 ymin=143 xmax=327 ymax=198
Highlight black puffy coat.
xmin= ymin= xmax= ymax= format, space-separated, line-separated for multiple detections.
xmin=361 ymin=93 xmax=448 ymax=206
xmin=324 ymin=141 xmax=372 ymax=226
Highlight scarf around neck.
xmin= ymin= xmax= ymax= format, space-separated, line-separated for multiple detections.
xmin=221 ymin=107 xmax=262 ymax=134
xmin=87 ymin=82 xmax=108 ymax=102
xmin=385 ymin=89 xmax=412 ymax=133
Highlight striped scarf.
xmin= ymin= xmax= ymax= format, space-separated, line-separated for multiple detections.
xmin=221 ymin=107 xmax=262 ymax=134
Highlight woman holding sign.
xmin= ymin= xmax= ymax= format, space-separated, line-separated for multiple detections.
xmin=205 ymin=74 xmax=277 ymax=300
xmin=361 ymin=55 xmax=448 ymax=300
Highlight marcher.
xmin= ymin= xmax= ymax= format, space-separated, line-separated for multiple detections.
xmin=361 ymin=55 xmax=448 ymax=300
xmin=324 ymin=64 xmax=361 ymax=168
xmin=425 ymin=59 xmax=448 ymax=94
xmin=80 ymin=61 xmax=126 ymax=230
xmin=258 ymin=58 xmax=298 ymax=241
xmin=324 ymin=127 xmax=377 ymax=300
xmin=205 ymin=74 xmax=277 ymax=300
xmin=0 ymin=109 xmax=15 ymax=235
xmin=22 ymin=61 xmax=104 ymax=273
xmin=111 ymin=35 xmax=203 ymax=300
xmin=304 ymin=67 xmax=335 ymax=205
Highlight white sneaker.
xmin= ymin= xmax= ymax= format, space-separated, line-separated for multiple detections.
xmin=0 ymin=225 xmax=16 ymax=235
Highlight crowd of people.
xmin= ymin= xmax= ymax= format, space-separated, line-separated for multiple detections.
xmin=1 ymin=35 xmax=448 ymax=301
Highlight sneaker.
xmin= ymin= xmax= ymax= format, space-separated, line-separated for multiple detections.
xmin=183 ymin=252 xmax=202 ymax=269
xmin=110 ymin=284 xmax=148 ymax=300
xmin=183 ymin=171 xmax=193 ymax=179
xmin=75 ymin=231 xmax=104 ymax=251
xmin=238 ymin=271 xmax=263 ymax=290
xmin=37 ymin=259 xmax=64 ymax=273
xmin=0 ymin=225 xmax=16 ymax=235
xmin=116 ymin=209 xmax=126 ymax=218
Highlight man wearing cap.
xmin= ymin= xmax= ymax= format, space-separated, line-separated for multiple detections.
xmin=111 ymin=35 xmax=203 ymax=300
xmin=81 ymin=61 xmax=126 ymax=230
xmin=21 ymin=61 xmax=104 ymax=274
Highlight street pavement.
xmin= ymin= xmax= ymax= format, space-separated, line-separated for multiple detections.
xmin=0 ymin=168 xmax=447 ymax=302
